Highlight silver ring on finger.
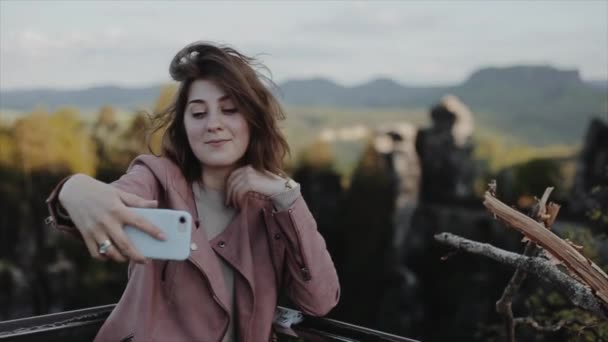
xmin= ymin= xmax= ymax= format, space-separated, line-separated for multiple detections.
xmin=98 ymin=239 xmax=113 ymax=255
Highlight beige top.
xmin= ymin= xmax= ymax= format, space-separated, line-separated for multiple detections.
xmin=192 ymin=181 xmax=300 ymax=342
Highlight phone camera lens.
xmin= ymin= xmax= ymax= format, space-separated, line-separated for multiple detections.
xmin=179 ymin=216 xmax=186 ymax=223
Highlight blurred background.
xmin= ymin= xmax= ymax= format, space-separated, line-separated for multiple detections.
xmin=1 ymin=1 xmax=607 ymax=341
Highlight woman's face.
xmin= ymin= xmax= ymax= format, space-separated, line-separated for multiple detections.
xmin=184 ymin=79 xmax=251 ymax=171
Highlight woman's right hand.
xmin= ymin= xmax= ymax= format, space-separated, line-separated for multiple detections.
xmin=58 ymin=174 xmax=166 ymax=264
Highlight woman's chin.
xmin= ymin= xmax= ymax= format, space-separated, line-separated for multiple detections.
xmin=200 ymin=159 xmax=239 ymax=169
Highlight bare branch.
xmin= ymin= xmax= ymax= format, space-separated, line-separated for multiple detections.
xmin=488 ymin=180 xmax=497 ymax=197
xmin=514 ymin=317 xmax=567 ymax=332
xmin=496 ymin=187 xmax=555 ymax=342
xmin=537 ymin=187 xmax=554 ymax=216
xmin=544 ymin=202 xmax=561 ymax=229
xmin=484 ymin=192 xmax=608 ymax=304
xmin=496 ymin=241 xmax=538 ymax=342
xmin=515 ymin=317 xmax=604 ymax=340
xmin=434 ymin=232 xmax=608 ymax=319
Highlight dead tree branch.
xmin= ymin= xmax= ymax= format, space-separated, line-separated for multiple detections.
xmin=513 ymin=317 xmax=568 ymax=332
xmin=434 ymin=232 xmax=608 ymax=319
xmin=495 ymin=187 xmax=557 ymax=341
xmin=495 ymin=241 xmax=539 ymax=341
xmin=483 ymin=191 xmax=608 ymax=305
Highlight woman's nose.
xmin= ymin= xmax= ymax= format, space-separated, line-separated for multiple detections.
xmin=206 ymin=111 xmax=223 ymax=131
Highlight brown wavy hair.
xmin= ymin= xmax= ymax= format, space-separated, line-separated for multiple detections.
xmin=148 ymin=41 xmax=289 ymax=183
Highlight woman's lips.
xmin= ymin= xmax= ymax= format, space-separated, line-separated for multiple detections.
xmin=205 ymin=139 xmax=230 ymax=147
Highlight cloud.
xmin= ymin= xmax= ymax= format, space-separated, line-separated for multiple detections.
xmin=5 ymin=26 xmax=186 ymax=65
xmin=1 ymin=1 xmax=605 ymax=90
xmin=0 ymin=28 xmax=185 ymax=90
xmin=293 ymin=5 xmax=440 ymax=38
xmin=6 ymin=28 xmax=130 ymax=59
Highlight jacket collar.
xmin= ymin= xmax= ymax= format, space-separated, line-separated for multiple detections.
xmin=164 ymin=158 xmax=255 ymax=310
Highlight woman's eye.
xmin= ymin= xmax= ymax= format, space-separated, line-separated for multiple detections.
xmin=223 ymin=108 xmax=238 ymax=114
xmin=192 ymin=112 xmax=206 ymax=118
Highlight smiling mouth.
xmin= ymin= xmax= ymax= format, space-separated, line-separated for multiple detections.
xmin=205 ymin=139 xmax=230 ymax=146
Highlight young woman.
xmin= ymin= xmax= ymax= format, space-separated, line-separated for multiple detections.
xmin=46 ymin=41 xmax=340 ymax=342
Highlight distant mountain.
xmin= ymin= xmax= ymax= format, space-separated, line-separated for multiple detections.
xmin=277 ymin=77 xmax=443 ymax=108
xmin=586 ymin=80 xmax=608 ymax=90
xmin=0 ymin=85 xmax=164 ymax=112
xmin=464 ymin=66 xmax=583 ymax=88
xmin=278 ymin=78 xmax=346 ymax=106
xmin=278 ymin=67 xmax=608 ymax=144
xmin=1 ymin=65 xmax=606 ymax=145
xmin=447 ymin=66 xmax=607 ymax=144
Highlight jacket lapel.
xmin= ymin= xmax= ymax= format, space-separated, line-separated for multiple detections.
xmin=167 ymin=168 xmax=232 ymax=312
xmin=209 ymin=199 xmax=256 ymax=337
xmin=209 ymin=200 xmax=255 ymax=290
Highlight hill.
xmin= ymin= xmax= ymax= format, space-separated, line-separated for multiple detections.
xmin=1 ymin=65 xmax=606 ymax=145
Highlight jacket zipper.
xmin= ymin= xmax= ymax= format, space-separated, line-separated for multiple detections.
xmin=190 ymin=185 xmax=230 ymax=342
xmin=190 ymin=259 xmax=230 ymax=342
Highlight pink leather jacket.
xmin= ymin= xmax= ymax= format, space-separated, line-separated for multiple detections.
xmin=46 ymin=155 xmax=340 ymax=342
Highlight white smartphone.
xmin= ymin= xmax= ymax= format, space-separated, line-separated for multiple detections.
xmin=124 ymin=208 xmax=193 ymax=260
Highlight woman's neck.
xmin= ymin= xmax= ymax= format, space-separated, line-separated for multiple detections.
xmin=200 ymin=165 xmax=235 ymax=191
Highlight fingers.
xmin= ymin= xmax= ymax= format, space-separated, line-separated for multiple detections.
xmin=225 ymin=166 xmax=285 ymax=206
xmin=119 ymin=210 xmax=166 ymax=241
xmin=228 ymin=176 xmax=249 ymax=209
xmin=226 ymin=172 xmax=244 ymax=207
xmin=82 ymin=229 xmax=125 ymax=263
xmin=81 ymin=231 xmax=108 ymax=261
xmin=90 ymin=216 xmax=144 ymax=263
xmin=226 ymin=170 xmax=245 ymax=207
xmin=225 ymin=169 xmax=238 ymax=206
xmin=225 ymin=167 xmax=246 ymax=197
xmin=84 ymin=212 xmax=147 ymax=264
xmin=90 ymin=229 xmax=128 ymax=263
xmin=118 ymin=190 xmax=158 ymax=208
xmin=104 ymin=243 xmax=128 ymax=263
xmin=235 ymin=181 xmax=250 ymax=208
xmin=105 ymin=224 xmax=147 ymax=264
xmin=228 ymin=186 xmax=242 ymax=208
xmin=68 ymin=182 xmax=159 ymax=264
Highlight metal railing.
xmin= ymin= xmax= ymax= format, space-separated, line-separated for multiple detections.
xmin=0 ymin=304 xmax=419 ymax=342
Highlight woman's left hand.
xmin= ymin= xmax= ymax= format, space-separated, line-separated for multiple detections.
xmin=225 ymin=165 xmax=286 ymax=208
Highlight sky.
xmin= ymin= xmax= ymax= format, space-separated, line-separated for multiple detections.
xmin=0 ymin=0 xmax=607 ymax=91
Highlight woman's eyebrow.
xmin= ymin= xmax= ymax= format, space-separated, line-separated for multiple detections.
xmin=187 ymin=99 xmax=205 ymax=105
xmin=187 ymin=95 xmax=230 ymax=105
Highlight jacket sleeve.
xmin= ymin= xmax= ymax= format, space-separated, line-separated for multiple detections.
xmin=45 ymin=156 xmax=161 ymax=239
xmin=110 ymin=158 xmax=161 ymax=201
xmin=264 ymin=196 xmax=340 ymax=316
